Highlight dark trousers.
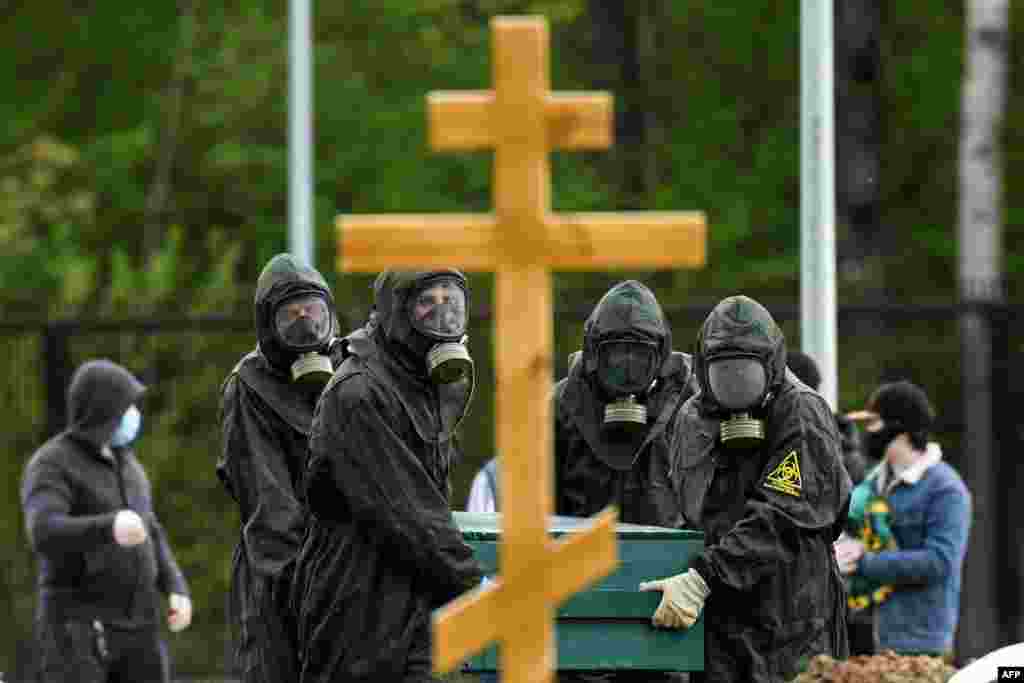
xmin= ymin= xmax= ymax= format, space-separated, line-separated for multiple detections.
xmin=36 ymin=618 xmax=169 ymax=683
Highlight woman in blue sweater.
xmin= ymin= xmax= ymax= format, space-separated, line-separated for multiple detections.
xmin=836 ymin=380 xmax=972 ymax=658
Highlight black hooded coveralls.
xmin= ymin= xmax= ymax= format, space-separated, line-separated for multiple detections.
xmin=673 ymin=296 xmax=851 ymax=682
xmin=217 ymin=254 xmax=338 ymax=683
xmin=291 ymin=271 xmax=483 ymax=683
xmin=21 ymin=359 xmax=189 ymax=683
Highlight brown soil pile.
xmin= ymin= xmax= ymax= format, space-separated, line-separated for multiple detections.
xmin=788 ymin=651 xmax=957 ymax=683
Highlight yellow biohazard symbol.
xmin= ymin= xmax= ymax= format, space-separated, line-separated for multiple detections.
xmin=764 ymin=450 xmax=802 ymax=497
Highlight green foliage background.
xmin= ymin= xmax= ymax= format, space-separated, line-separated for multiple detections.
xmin=1 ymin=1 xmax=1021 ymax=675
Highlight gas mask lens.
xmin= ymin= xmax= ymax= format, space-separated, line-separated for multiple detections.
xmin=275 ymin=295 xmax=332 ymax=350
xmin=597 ymin=339 xmax=659 ymax=397
xmin=708 ymin=357 xmax=767 ymax=412
xmin=410 ymin=279 xmax=467 ymax=340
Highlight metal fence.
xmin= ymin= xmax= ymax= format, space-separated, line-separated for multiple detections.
xmin=2 ymin=300 xmax=1021 ymax=677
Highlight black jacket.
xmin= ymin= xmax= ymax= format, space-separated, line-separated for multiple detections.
xmin=554 ymin=280 xmax=698 ymax=527
xmin=21 ymin=359 xmax=188 ymax=628
xmin=292 ymin=271 xmax=482 ymax=683
xmin=217 ymin=254 xmax=337 ymax=683
xmin=674 ymin=296 xmax=851 ymax=683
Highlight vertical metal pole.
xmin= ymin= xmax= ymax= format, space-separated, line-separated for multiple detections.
xmin=289 ymin=0 xmax=314 ymax=266
xmin=800 ymin=0 xmax=838 ymax=409
xmin=43 ymin=322 xmax=72 ymax=437
xmin=958 ymin=0 xmax=1008 ymax=656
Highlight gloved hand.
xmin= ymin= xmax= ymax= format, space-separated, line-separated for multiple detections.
xmin=168 ymin=593 xmax=192 ymax=632
xmin=834 ymin=538 xmax=865 ymax=575
xmin=638 ymin=568 xmax=709 ymax=629
xmin=112 ymin=510 xmax=148 ymax=547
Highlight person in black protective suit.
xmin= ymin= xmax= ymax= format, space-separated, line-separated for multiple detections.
xmin=639 ymin=295 xmax=851 ymax=683
xmin=290 ymin=269 xmax=484 ymax=683
xmin=22 ymin=359 xmax=191 ymax=683
xmin=217 ymin=253 xmax=343 ymax=683
xmin=555 ymin=280 xmax=697 ymax=528
xmin=554 ymin=280 xmax=698 ymax=683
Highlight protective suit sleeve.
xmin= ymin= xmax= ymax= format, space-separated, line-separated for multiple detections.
xmin=692 ymin=391 xmax=851 ymax=592
xmin=21 ymin=458 xmax=118 ymax=554
xmin=218 ymin=375 xmax=305 ymax=580
xmin=307 ymin=374 xmax=483 ymax=604
xmin=858 ymin=480 xmax=971 ymax=585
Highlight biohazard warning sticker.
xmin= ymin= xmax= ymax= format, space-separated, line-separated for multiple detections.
xmin=764 ymin=450 xmax=802 ymax=497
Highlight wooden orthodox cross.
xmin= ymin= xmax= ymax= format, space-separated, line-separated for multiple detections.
xmin=337 ymin=16 xmax=706 ymax=682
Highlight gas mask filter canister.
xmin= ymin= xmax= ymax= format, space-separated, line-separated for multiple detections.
xmin=290 ymin=352 xmax=334 ymax=386
xmin=603 ymin=394 xmax=648 ymax=436
xmin=426 ymin=336 xmax=474 ymax=385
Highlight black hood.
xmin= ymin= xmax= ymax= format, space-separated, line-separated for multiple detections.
xmin=581 ymin=280 xmax=671 ymax=378
xmin=694 ymin=295 xmax=787 ymax=413
xmin=65 ymin=359 xmax=146 ymax=447
xmin=371 ymin=268 xmax=469 ymax=374
xmin=556 ymin=282 xmax=693 ymax=471
xmin=254 ymin=253 xmax=336 ymax=374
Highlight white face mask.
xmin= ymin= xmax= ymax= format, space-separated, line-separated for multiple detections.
xmin=110 ymin=405 xmax=142 ymax=447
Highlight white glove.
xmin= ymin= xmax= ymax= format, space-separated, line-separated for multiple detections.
xmin=834 ymin=538 xmax=865 ymax=575
xmin=638 ymin=568 xmax=710 ymax=630
xmin=113 ymin=510 xmax=148 ymax=547
xmin=168 ymin=593 xmax=192 ymax=632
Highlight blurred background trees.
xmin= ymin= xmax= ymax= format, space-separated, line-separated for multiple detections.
xmin=2 ymin=0 xmax=1023 ymax=676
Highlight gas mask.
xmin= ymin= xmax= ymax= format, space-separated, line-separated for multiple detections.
xmin=595 ymin=337 xmax=660 ymax=437
xmin=707 ymin=355 xmax=769 ymax=449
xmin=274 ymin=293 xmax=335 ymax=386
xmin=409 ymin=277 xmax=473 ymax=384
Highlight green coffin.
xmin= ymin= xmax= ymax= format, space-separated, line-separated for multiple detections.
xmin=454 ymin=511 xmax=705 ymax=672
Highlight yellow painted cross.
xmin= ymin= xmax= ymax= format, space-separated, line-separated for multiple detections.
xmin=337 ymin=15 xmax=706 ymax=682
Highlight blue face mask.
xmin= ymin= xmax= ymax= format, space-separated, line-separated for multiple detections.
xmin=110 ymin=405 xmax=142 ymax=447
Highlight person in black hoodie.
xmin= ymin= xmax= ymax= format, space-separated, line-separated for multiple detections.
xmin=217 ymin=253 xmax=343 ymax=683
xmin=21 ymin=359 xmax=190 ymax=683
xmin=640 ymin=295 xmax=851 ymax=683
xmin=291 ymin=269 xmax=483 ymax=683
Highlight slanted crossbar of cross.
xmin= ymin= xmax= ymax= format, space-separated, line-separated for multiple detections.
xmin=337 ymin=15 xmax=706 ymax=683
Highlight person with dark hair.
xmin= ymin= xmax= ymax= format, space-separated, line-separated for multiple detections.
xmin=786 ymin=349 xmax=871 ymax=485
xmin=641 ymin=295 xmax=851 ymax=683
xmin=291 ymin=270 xmax=483 ymax=683
xmin=836 ymin=380 xmax=971 ymax=659
xmin=22 ymin=359 xmax=191 ymax=683
xmin=217 ymin=253 xmax=343 ymax=683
